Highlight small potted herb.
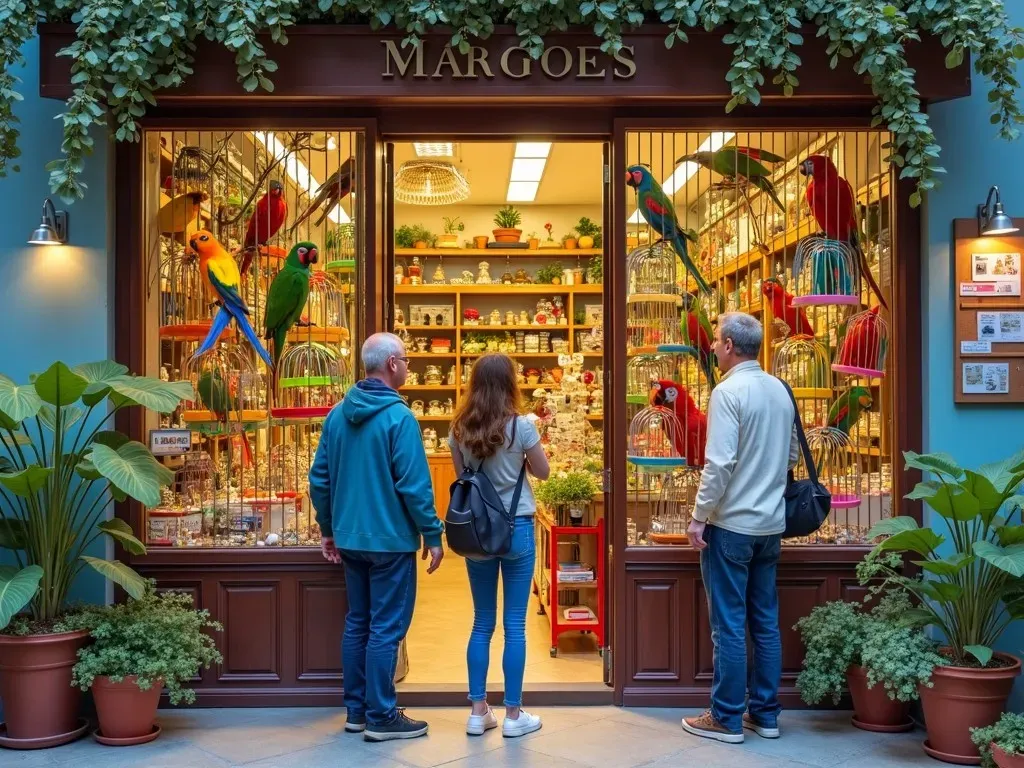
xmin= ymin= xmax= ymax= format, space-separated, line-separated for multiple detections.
xmin=527 ymin=231 xmax=540 ymax=250
xmin=536 ymin=471 xmax=599 ymax=526
xmin=535 ymin=262 xmax=564 ymax=285
xmin=69 ymin=588 xmax=222 ymax=745
xmin=439 ymin=216 xmax=464 ymax=248
xmin=395 ymin=224 xmax=417 ymax=249
xmin=972 ymin=712 xmax=1024 ymax=768
xmin=588 ymin=253 xmax=603 ymax=284
xmin=575 ymin=217 xmax=601 ymax=249
xmin=563 ymin=230 xmax=578 ymax=250
xmin=493 ymin=205 xmax=523 ymax=243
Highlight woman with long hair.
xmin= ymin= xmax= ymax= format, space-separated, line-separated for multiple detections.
xmin=448 ymin=353 xmax=550 ymax=738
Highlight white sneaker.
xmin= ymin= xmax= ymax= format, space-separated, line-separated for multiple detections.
xmin=503 ymin=710 xmax=542 ymax=738
xmin=466 ymin=707 xmax=498 ymax=736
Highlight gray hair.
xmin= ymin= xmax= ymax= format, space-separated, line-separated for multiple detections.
xmin=361 ymin=332 xmax=406 ymax=373
xmin=718 ymin=312 xmax=762 ymax=357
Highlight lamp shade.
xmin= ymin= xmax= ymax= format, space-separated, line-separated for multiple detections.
xmin=982 ymin=204 xmax=1019 ymax=236
xmin=28 ymin=223 xmax=61 ymax=245
xmin=394 ymin=161 xmax=470 ymax=205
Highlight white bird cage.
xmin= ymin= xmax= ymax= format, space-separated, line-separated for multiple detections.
xmin=627 ymin=241 xmax=678 ymax=295
xmin=791 ymin=236 xmax=860 ymax=306
xmin=649 ymin=468 xmax=701 ymax=544
xmin=799 ymin=426 xmax=862 ymax=511
xmin=160 ymin=250 xmax=216 ymax=328
xmin=772 ymin=336 xmax=832 ymax=400
xmin=627 ymin=406 xmax=687 ymax=471
xmin=627 ymin=355 xmax=676 ymax=406
xmin=832 ymin=306 xmax=889 ymax=379
xmin=271 ymin=341 xmax=349 ymax=420
xmin=627 ymin=295 xmax=683 ymax=353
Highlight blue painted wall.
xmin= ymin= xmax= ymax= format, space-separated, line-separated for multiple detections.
xmin=924 ymin=0 xmax=1024 ymax=710
xmin=0 ymin=38 xmax=112 ymax=606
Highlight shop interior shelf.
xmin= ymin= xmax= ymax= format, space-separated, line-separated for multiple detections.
xmin=396 ymin=247 xmax=602 ymax=258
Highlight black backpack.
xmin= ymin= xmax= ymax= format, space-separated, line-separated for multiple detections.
xmin=779 ymin=380 xmax=832 ymax=538
xmin=445 ymin=419 xmax=526 ymax=558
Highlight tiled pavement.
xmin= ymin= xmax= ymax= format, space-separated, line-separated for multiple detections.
xmin=4 ymin=706 xmax=941 ymax=767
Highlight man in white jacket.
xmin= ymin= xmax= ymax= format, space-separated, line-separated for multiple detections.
xmin=681 ymin=312 xmax=799 ymax=745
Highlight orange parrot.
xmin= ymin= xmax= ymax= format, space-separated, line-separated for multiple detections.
xmin=190 ymin=230 xmax=273 ymax=367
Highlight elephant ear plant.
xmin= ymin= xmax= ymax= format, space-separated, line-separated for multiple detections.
xmin=863 ymin=450 xmax=1024 ymax=667
xmin=0 ymin=361 xmax=193 ymax=630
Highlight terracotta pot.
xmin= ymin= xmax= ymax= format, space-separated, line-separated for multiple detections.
xmin=528 ymin=238 xmax=540 ymax=250
xmin=473 ymin=235 xmax=489 ymax=249
xmin=846 ymin=665 xmax=913 ymax=732
xmin=919 ymin=651 xmax=1021 ymax=764
xmin=413 ymin=241 xmax=428 ymax=249
xmin=492 ymin=228 xmax=521 ymax=243
xmin=0 ymin=629 xmax=90 ymax=746
xmin=578 ymin=235 xmax=595 ymax=248
xmin=993 ymin=744 xmax=1024 ymax=768
xmin=564 ymin=238 xmax=577 ymax=250
xmin=91 ymin=675 xmax=163 ymax=742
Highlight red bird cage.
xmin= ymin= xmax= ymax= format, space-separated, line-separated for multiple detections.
xmin=791 ymin=236 xmax=860 ymax=306
xmin=832 ymin=306 xmax=888 ymax=378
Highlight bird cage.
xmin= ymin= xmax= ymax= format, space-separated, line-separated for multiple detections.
xmin=286 ymin=270 xmax=351 ymax=355
xmin=800 ymin=426 xmax=862 ymax=511
xmin=832 ymin=306 xmax=888 ymax=378
xmin=627 ymin=355 xmax=675 ymax=406
xmin=628 ymin=241 xmax=678 ymax=295
xmin=158 ymin=250 xmax=239 ymax=349
xmin=627 ymin=295 xmax=683 ymax=353
xmin=773 ymin=337 xmax=832 ymax=400
xmin=176 ymin=450 xmax=214 ymax=506
xmin=649 ymin=468 xmax=701 ymax=545
xmin=180 ymin=347 xmax=266 ymax=431
xmin=791 ymin=236 xmax=859 ymax=306
xmin=627 ymin=406 xmax=687 ymax=471
xmin=271 ymin=341 xmax=348 ymax=421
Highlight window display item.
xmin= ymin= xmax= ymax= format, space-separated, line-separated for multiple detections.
xmin=791 ymin=236 xmax=859 ymax=305
xmin=414 ymin=337 xmax=429 ymax=352
xmin=477 ymin=261 xmax=492 ymax=284
xmin=627 ymin=406 xmax=687 ymax=470
xmin=799 ymin=426 xmax=862 ymax=510
xmin=410 ymin=304 xmax=454 ymax=327
xmin=463 ymin=308 xmax=480 ymax=325
xmin=430 ymin=338 xmax=451 ymax=354
xmin=411 ymin=400 xmax=425 ymax=417
xmin=181 ymin=347 xmax=265 ymax=427
xmin=832 ymin=305 xmax=888 ymax=378
xmin=649 ymin=468 xmax=700 ymax=544
xmin=432 ymin=262 xmax=446 ymax=283
xmin=772 ymin=337 xmax=832 ymax=400
xmin=408 ymin=256 xmax=422 ymax=284
xmin=272 ymin=341 xmax=348 ymax=421
xmin=424 ymin=365 xmax=443 ymax=386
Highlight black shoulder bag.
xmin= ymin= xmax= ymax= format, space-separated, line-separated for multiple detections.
xmin=445 ymin=418 xmax=526 ymax=558
xmin=780 ymin=380 xmax=832 ymax=539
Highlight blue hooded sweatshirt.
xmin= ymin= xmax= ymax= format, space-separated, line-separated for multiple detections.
xmin=309 ymin=378 xmax=443 ymax=552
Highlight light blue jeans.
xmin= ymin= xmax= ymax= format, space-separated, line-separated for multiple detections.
xmin=465 ymin=516 xmax=536 ymax=707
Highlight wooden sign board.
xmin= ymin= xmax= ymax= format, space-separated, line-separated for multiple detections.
xmin=953 ymin=218 xmax=1024 ymax=403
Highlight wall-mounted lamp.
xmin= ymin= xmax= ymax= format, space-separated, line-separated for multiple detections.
xmin=27 ymin=198 xmax=69 ymax=246
xmin=977 ymin=186 xmax=1019 ymax=237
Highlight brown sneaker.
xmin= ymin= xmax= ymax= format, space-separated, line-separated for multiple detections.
xmin=743 ymin=713 xmax=780 ymax=739
xmin=681 ymin=710 xmax=744 ymax=744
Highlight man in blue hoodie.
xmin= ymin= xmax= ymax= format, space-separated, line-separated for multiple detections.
xmin=310 ymin=332 xmax=444 ymax=742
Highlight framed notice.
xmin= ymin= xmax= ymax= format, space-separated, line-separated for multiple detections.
xmin=149 ymin=429 xmax=192 ymax=456
xmin=953 ymin=219 xmax=1024 ymax=403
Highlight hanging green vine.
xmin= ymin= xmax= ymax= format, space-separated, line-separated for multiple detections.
xmin=13 ymin=1 xmax=1024 ymax=203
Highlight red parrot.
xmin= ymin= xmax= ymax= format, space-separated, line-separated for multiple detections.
xmin=799 ymin=155 xmax=887 ymax=308
xmin=649 ymin=379 xmax=707 ymax=466
xmin=834 ymin=305 xmax=887 ymax=374
xmin=239 ymin=180 xmax=288 ymax=275
xmin=762 ymin=278 xmax=815 ymax=337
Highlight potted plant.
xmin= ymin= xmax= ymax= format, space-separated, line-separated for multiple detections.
xmin=795 ymin=590 xmax=939 ymax=732
xmin=411 ymin=224 xmax=435 ymax=249
xmin=493 ymin=205 xmax=523 ymax=243
xmin=588 ymin=254 xmax=603 ymax=285
xmin=0 ymin=361 xmax=192 ymax=748
xmin=68 ymin=587 xmax=222 ymax=745
xmin=394 ymin=224 xmax=417 ymax=249
xmin=972 ymin=713 xmax=1024 ymax=768
xmin=438 ymin=216 xmax=464 ymax=248
xmin=575 ymin=217 xmax=601 ymax=249
xmin=473 ymin=235 xmax=488 ymax=249
xmin=527 ymin=231 xmax=540 ymax=249
xmin=863 ymin=450 xmax=1024 ymax=763
xmin=535 ymin=262 xmax=564 ymax=286
xmin=539 ymin=222 xmax=560 ymax=249
xmin=563 ymin=230 xmax=578 ymax=250
xmin=536 ymin=471 xmax=598 ymax=526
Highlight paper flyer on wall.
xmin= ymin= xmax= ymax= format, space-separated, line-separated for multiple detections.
xmin=962 ymin=362 xmax=1010 ymax=394
xmin=977 ymin=311 xmax=1024 ymax=342
xmin=970 ymin=252 xmax=1021 ymax=296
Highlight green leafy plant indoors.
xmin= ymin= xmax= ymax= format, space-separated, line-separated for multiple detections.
xmin=863 ymin=449 xmax=1024 ymax=668
xmin=493 ymin=205 xmax=522 ymax=229
xmin=394 ymin=224 xmax=417 ymax=249
xmin=536 ymin=471 xmax=598 ymax=506
xmin=68 ymin=587 xmax=222 ymax=705
xmin=443 ymin=216 xmax=465 ymax=235
xmin=0 ymin=361 xmax=193 ymax=629
xmin=859 ymin=595 xmax=945 ymax=702
xmin=972 ymin=712 xmax=1024 ymax=768
xmin=588 ymin=254 xmax=603 ymax=284
xmin=575 ymin=217 xmax=601 ymax=241
xmin=535 ymin=262 xmax=564 ymax=284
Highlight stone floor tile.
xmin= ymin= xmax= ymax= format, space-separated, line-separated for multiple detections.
xmin=831 ymin=732 xmax=936 ymax=768
xmin=353 ymin=719 xmax=504 ymax=768
xmin=184 ymin=724 xmax=336 ymax=764
xmin=442 ymin=744 xmax=588 ymax=767
xmin=639 ymin=742 xmax=818 ymax=767
xmin=518 ymin=718 xmax=694 ymax=768
xmin=729 ymin=712 xmax=891 ymax=768
xmin=244 ymin=740 xmax=412 ymax=768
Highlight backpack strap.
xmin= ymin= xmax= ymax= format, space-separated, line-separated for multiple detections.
xmin=778 ymin=379 xmax=820 ymax=487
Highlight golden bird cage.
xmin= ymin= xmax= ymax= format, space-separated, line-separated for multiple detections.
xmin=791 ymin=236 xmax=860 ymax=307
xmin=271 ymin=341 xmax=349 ymax=421
xmin=649 ymin=468 xmax=701 ymax=544
xmin=832 ymin=307 xmax=889 ymax=379
xmin=772 ymin=336 xmax=833 ymax=425
xmin=627 ymin=405 xmax=687 ymax=473
xmin=180 ymin=346 xmax=266 ymax=433
xmin=794 ymin=427 xmax=864 ymax=542
xmin=286 ymin=270 xmax=352 ymax=358
xmin=627 ymin=354 xmax=676 ymax=409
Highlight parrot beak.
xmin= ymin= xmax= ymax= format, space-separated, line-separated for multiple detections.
xmin=625 ymin=171 xmax=636 ymax=187
xmin=799 ymin=159 xmax=813 ymax=176
xmin=309 ymin=247 xmax=318 ymax=264
xmin=676 ymin=154 xmax=697 ymax=164
xmin=189 ymin=237 xmax=199 ymax=253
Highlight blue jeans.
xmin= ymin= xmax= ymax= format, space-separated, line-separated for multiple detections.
xmin=465 ymin=516 xmax=536 ymax=707
xmin=700 ymin=524 xmax=783 ymax=733
xmin=340 ymin=549 xmax=416 ymax=725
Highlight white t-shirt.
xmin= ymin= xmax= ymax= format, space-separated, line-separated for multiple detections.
xmin=449 ymin=416 xmax=540 ymax=517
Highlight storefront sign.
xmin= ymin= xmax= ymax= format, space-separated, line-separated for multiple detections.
xmin=382 ymin=40 xmax=636 ymax=81
xmin=149 ymin=429 xmax=192 ymax=456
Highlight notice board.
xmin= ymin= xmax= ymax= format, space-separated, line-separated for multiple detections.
xmin=953 ymin=218 xmax=1024 ymax=403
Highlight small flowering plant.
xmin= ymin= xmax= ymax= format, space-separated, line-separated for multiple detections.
xmin=544 ymin=222 xmax=555 ymax=242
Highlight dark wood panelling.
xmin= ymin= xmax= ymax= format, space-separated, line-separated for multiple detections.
xmin=628 ymin=576 xmax=681 ymax=682
xmin=777 ymin=578 xmax=829 ymax=678
xmin=297 ymin=581 xmax=345 ymax=681
xmin=217 ymin=582 xmax=281 ymax=683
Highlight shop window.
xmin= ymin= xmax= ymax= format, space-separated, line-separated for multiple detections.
xmin=144 ymin=130 xmax=364 ymax=548
xmin=623 ymin=130 xmax=894 ymax=547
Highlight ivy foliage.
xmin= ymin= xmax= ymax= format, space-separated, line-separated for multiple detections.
xmin=8 ymin=1 xmax=1022 ymax=203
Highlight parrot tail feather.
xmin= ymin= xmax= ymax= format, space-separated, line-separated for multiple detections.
xmin=673 ymin=234 xmax=712 ymax=295
xmin=241 ymin=434 xmax=254 ymax=467
xmin=228 ymin=304 xmax=275 ymax=368
xmin=195 ymin=308 xmax=232 ymax=357
xmin=753 ymin=176 xmax=786 ymax=213
xmin=853 ymin=239 xmax=888 ymax=309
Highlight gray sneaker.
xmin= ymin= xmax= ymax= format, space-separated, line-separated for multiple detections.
xmin=364 ymin=710 xmax=429 ymax=742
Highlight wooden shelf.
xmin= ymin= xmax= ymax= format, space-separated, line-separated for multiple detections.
xmin=400 ymin=325 xmax=456 ymax=331
xmin=402 ymin=385 xmax=457 ymax=391
xmin=460 ymin=325 xmax=570 ymax=332
xmin=406 ymin=352 xmax=456 ymax=359
xmin=396 ymin=284 xmax=602 ymax=295
xmin=396 ymin=248 xmax=601 ymax=258
xmin=415 ymin=415 xmax=453 ymax=421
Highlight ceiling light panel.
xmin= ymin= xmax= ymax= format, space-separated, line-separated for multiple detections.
xmin=506 ymin=181 xmax=540 ymax=202
xmin=510 ymin=158 xmax=547 ymax=182
xmin=515 ymin=142 xmax=552 ymax=159
xmin=414 ymin=142 xmax=455 ymax=157
xmin=252 ymin=131 xmax=351 ymax=224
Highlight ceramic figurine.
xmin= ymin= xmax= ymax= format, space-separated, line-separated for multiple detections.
xmin=411 ymin=400 xmax=425 ymax=417
xmin=514 ymin=268 xmax=530 ymax=284
xmin=415 ymin=337 xmax=429 ymax=352
xmin=428 ymin=400 xmax=443 ymax=416
xmin=444 ymin=398 xmax=454 ymax=414
xmin=159 ymin=365 xmax=170 ymax=382
xmin=477 ymin=261 xmax=492 ymax=284
xmin=408 ymin=256 xmax=423 ymax=285
xmin=447 ymin=365 xmax=457 ymax=385
xmin=394 ymin=265 xmax=405 ymax=285
xmin=394 ymin=307 xmax=406 ymax=327
xmin=406 ymin=371 xmax=420 ymax=385
xmin=505 ymin=310 xmax=516 ymax=325
xmin=432 ymin=263 xmax=446 ymax=283
xmin=502 ymin=271 xmax=514 ymax=285
xmin=518 ymin=310 xmax=530 ymax=325
xmin=461 ymin=269 xmax=475 ymax=284
xmin=489 ymin=309 xmax=502 ymax=326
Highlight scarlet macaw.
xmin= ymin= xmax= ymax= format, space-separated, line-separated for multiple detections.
xmin=650 ymin=379 xmax=707 ymax=467
xmin=239 ymin=180 xmax=288 ymax=275
xmin=762 ymin=278 xmax=815 ymax=337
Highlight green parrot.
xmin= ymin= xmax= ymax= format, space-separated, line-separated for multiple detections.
xmin=264 ymin=241 xmax=318 ymax=370
xmin=827 ymin=386 xmax=873 ymax=435
xmin=197 ymin=368 xmax=232 ymax=420
xmin=680 ymin=293 xmax=717 ymax=388
xmin=678 ymin=146 xmax=786 ymax=212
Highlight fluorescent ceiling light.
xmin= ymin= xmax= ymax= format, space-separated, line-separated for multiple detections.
xmin=253 ymin=131 xmax=350 ymax=224
xmin=510 ymin=158 xmax=547 ymax=182
xmin=627 ymin=131 xmax=736 ymax=224
xmin=414 ymin=142 xmax=454 ymax=157
xmin=515 ymin=142 xmax=551 ymax=159
xmin=506 ymin=181 xmax=540 ymax=202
